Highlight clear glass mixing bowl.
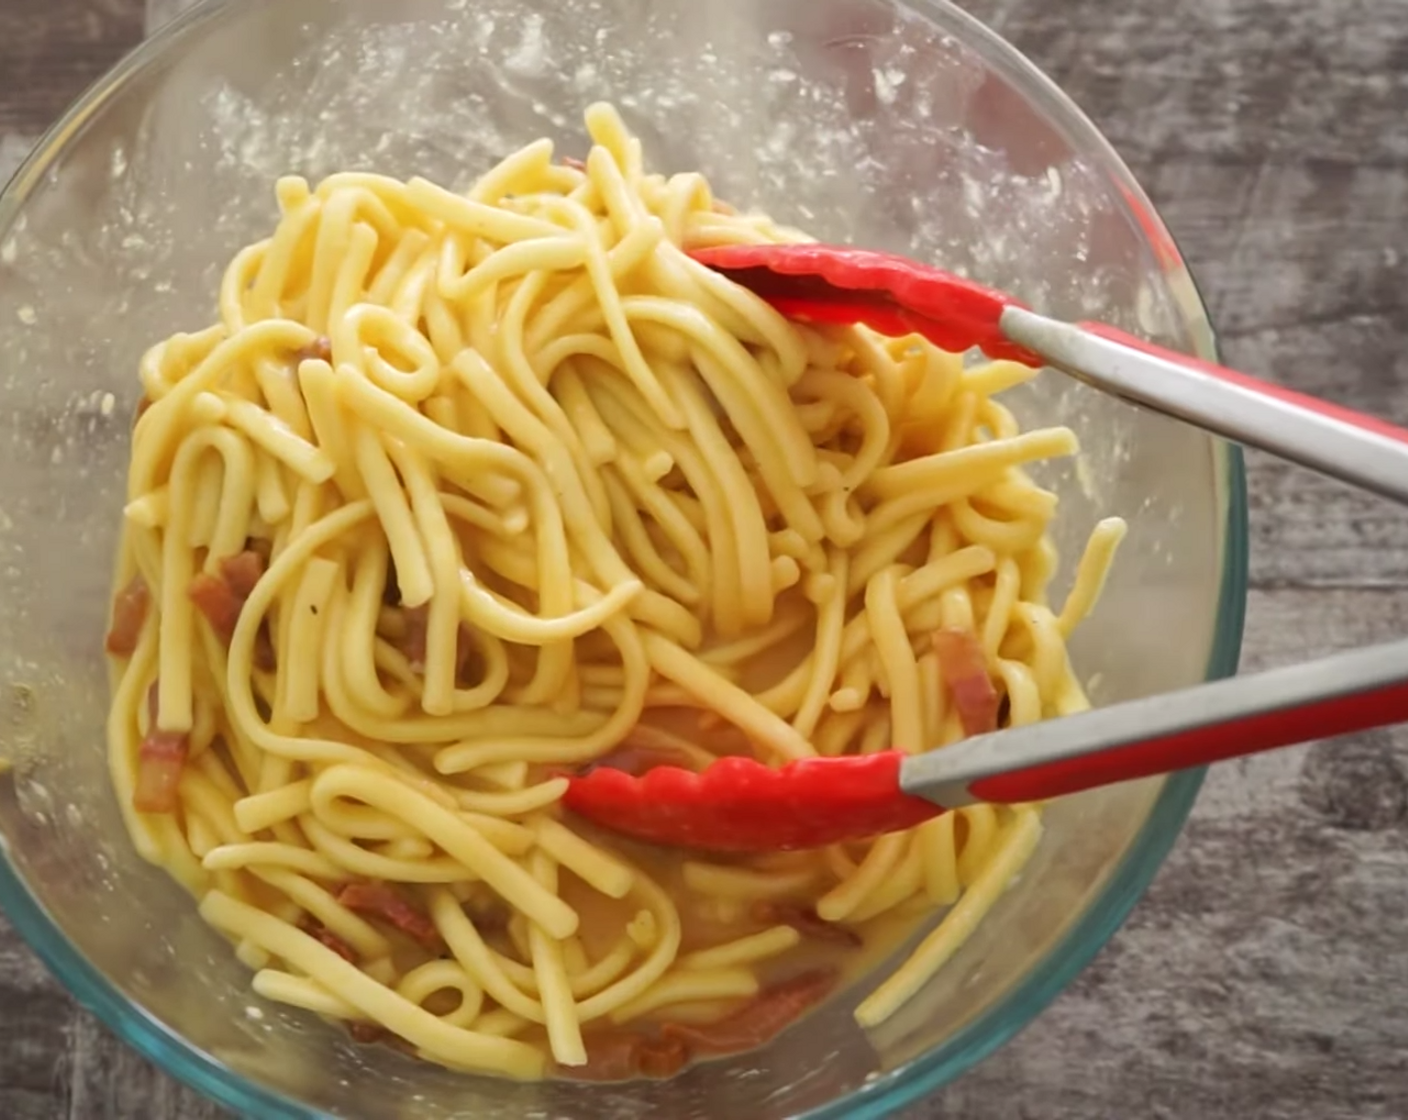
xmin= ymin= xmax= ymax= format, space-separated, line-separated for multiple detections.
xmin=0 ymin=0 xmax=1246 ymax=1115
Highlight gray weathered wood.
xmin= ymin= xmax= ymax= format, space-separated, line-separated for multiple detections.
xmin=0 ymin=0 xmax=1404 ymax=1117
xmin=0 ymin=0 xmax=144 ymax=134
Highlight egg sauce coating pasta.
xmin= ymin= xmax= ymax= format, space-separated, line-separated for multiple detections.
xmin=104 ymin=102 xmax=1125 ymax=1082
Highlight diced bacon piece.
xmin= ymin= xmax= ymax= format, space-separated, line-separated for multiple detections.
xmin=219 ymin=550 xmax=266 ymax=599
xmin=293 ymin=336 xmax=333 ymax=364
xmin=105 ymin=575 xmax=151 ymax=655
xmin=933 ymin=627 xmax=1001 ymax=736
xmin=189 ymin=573 xmax=243 ymax=642
xmin=347 ymin=1021 xmax=387 ymax=1045
xmin=575 ymin=1031 xmax=639 ymax=1081
xmin=134 ymin=683 xmax=188 ymax=814
xmin=134 ymin=732 xmax=188 ymax=813
xmin=134 ymin=396 xmax=153 ymax=425
xmin=751 ymin=902 xmax=861 ymax=947
xmin=336 ymin=882 xmax=441 ymax=950
xmin=189 ymin=549 xmax=267 ymax=643
xmin=560 ymin=156 xmax=587 ymax=171
xmin=574 ymin=1031 xmax=691 ymax=1081
xmin=304 ymin=921 xmax=357 ymax=962
xmin=660 ymin=968 xmax=838 ymax=1056
xmin=634 ymin=1034 xmax=691 ymax=1078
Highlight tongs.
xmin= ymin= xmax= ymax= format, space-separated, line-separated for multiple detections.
xmin=561 ymin=243 xmax=1408 ymax=852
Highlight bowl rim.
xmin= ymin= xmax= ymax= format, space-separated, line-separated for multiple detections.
xmin=0 ymin=0 xmax=1249 ymax=1116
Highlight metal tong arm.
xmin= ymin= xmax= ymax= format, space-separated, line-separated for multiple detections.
xmin=899 ymin=311 xmax=1408 ymax=808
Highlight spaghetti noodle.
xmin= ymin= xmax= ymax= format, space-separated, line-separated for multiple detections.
xmin=104 ymin=103 xmax=1126 ymax=1080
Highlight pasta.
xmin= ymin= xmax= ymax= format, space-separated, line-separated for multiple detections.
xmin=103 ymin=103 xmax=1126 ymax=1081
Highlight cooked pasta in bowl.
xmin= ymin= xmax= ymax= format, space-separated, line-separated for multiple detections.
xmin=0 ymin=0 xmax=1244 ymax=1116
xmin=107 ymin=103 xmax=1136 ymax=1080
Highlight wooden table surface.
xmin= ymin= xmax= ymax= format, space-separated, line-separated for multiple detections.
xmin=2 ymin=0 xmax=1405 ymax=1117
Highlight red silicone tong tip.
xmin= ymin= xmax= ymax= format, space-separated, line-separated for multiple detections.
xmin=561 ymin=751 xmax=941 ymax=852
xmin=688 ymin=243 xmax=1044 ymax=367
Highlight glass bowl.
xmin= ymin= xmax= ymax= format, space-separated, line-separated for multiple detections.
xmin=0 ymin=0 xmax=1246 ymax=1116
